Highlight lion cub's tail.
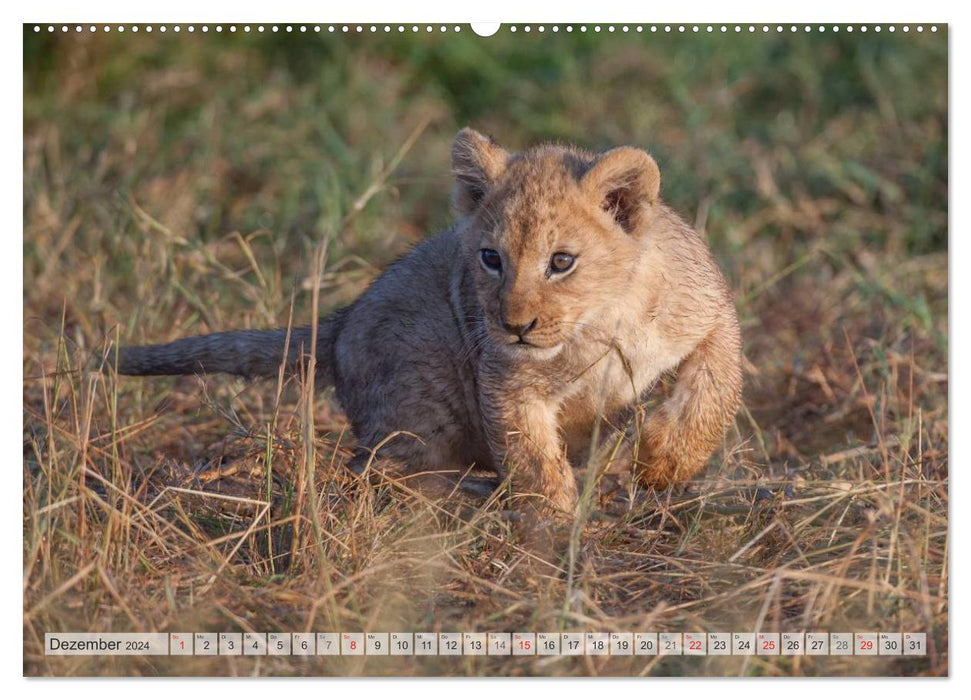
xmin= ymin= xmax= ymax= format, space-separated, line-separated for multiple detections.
xmin=112 ymin=318 xmax=339 ymax=387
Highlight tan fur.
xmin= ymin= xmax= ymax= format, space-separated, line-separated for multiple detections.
xmin=117 ymin=128 xmax=743 ymax=517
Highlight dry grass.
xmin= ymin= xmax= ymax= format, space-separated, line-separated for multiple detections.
xmin=23 ymin=28 xmax=947 ymax=676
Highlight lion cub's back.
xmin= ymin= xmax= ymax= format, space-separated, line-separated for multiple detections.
xmin=331 ymin=229 xmax=485 ymax=465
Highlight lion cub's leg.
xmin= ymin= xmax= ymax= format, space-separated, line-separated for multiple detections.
xmin=636 ymin=318 xmax=742 ymax=488
xmin=485 ymin=396 xmax=578 ymax=515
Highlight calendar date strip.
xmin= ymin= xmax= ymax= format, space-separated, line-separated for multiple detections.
xmin=45 ymin=631 xmax=927 ymax=657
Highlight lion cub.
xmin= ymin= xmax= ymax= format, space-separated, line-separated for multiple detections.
xmin=117 ymin=128 xmax=743 ymax=514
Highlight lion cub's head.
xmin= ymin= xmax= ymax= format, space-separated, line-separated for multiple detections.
xmin=451 ymin=127 xmax=662 ymax=360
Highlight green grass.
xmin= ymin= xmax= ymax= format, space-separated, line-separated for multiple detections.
xmin=23 ymin=26 xmax=947 ymax=676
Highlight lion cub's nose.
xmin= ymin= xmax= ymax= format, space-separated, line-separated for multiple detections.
xmin=502 ymin=317 xmax=538 ymax=340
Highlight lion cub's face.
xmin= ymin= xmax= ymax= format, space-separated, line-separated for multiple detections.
xmin=451 ymin=128 xmax=661 ymax=360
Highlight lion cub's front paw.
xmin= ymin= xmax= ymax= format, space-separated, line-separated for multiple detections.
xmin=633 ymin=415 xmax=691 ymax=489
xmin=633 ymin=451 xmax=680 ymax=490
xmin=537 ymin=462 xmax=580 ymax=517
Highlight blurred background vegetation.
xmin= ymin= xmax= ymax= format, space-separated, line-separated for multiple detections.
xmin=23 ymin=26 xmax=948 ymax=676
xmin=24 ymin=27 xmax=946 ymax=293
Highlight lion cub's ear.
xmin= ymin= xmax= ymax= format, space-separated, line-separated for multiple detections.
xmin=451 ymin=127 xmax=510 ymax=215
xmin=582 ymin=147 xmax=661 ymax=234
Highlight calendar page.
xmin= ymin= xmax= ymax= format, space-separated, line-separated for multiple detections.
xmin=22 ymin=13 xmax=948 ymax=679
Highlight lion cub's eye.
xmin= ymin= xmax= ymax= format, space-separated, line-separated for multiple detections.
xmin=480 ymin=248 xmax=503 ymax=275
xmin=549 ymin=252 xmax=576 ymax=275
